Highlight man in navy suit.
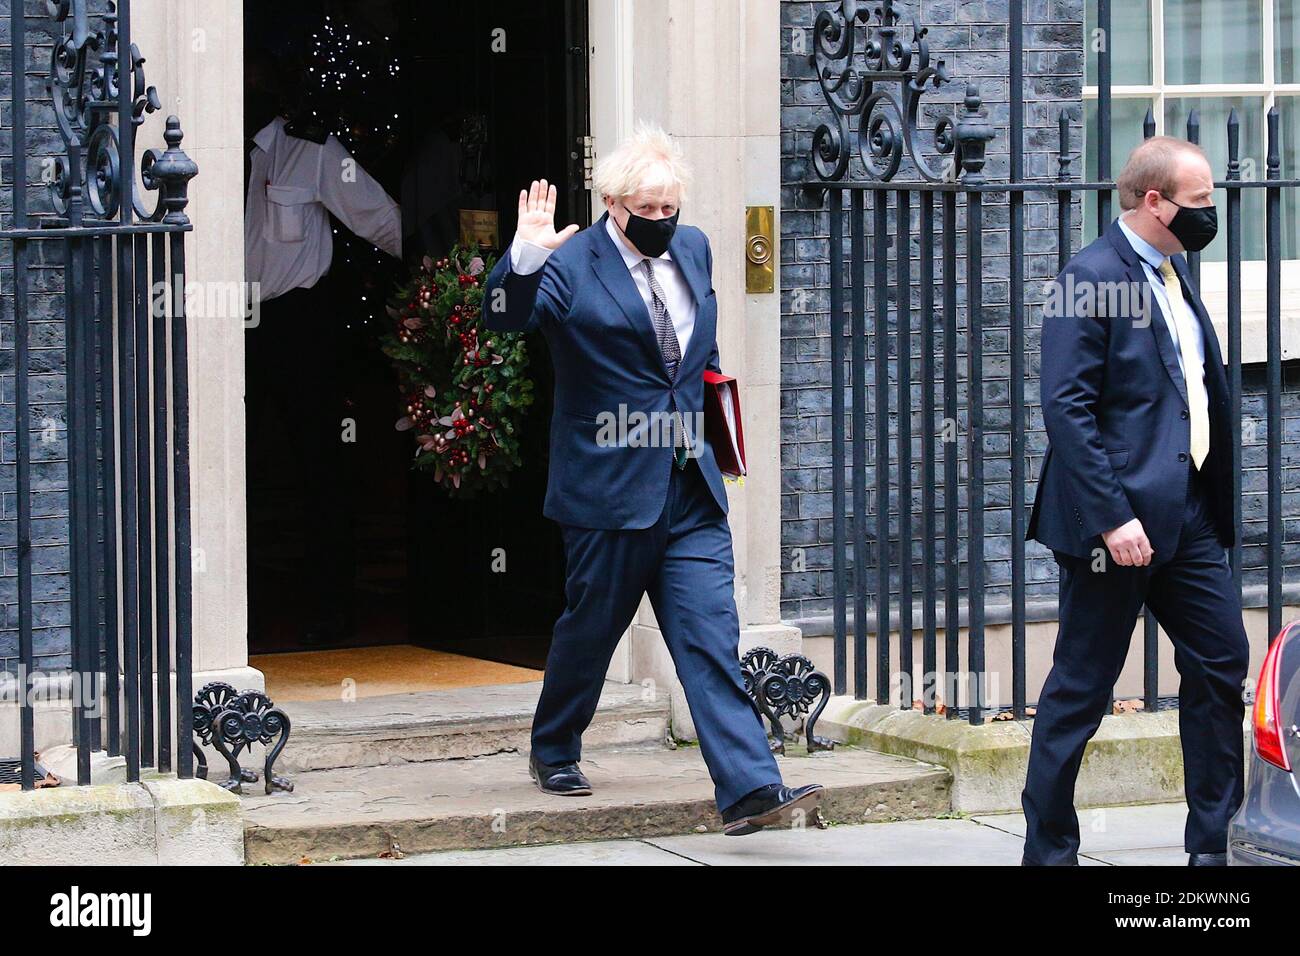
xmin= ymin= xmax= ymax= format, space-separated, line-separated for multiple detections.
xmin=484 ymin=124 xmax=822 ymax=834
xmin=1023 ymin=136 xmax=1249 ymax=865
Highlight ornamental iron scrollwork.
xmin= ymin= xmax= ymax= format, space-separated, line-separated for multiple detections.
xmin=808 ymin=0 xmax=995 ymax=184
xmin=191 ymin=682 xmax=293 ymax=796
xmin=44 ymin=0 xmax=197 ymax=224
xmin=741 ymin=648 xmax=836 ymax=755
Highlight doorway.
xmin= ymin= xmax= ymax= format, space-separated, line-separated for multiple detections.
xmin=242 ymin=0 xmax=589 ymax=680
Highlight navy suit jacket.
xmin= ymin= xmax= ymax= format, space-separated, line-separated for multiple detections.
xmin=483 ymin=210 xmax=730 ymax=529
xmin=1028 ymin=219 xmax=1235 ymax=563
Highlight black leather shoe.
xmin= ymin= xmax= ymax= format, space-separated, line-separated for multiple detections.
xmin=528 ymin=753 xmax=592 ymax=796
xmin=720 ymin=783 xmax=824 ymax=835
xmin=1188 ymin=851 xmax=1228 ymax=866
xmin=1021 ymin=855 xmax=1079 ymax=866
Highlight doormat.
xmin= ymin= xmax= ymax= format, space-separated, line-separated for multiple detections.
xmin=250 ymin=644 xmax=543 ymax=702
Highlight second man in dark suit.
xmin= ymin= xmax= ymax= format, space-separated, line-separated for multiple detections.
xmin=1023 ymin=136 xmax=1250 ymax=866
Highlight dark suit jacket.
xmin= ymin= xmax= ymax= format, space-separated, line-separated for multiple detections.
xmin=1028 ymin=219 xmax=1235 ymax=562
xmin=483 ymin=210 xmax=729 ymax=529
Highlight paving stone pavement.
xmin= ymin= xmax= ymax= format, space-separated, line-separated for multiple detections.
xmin=243 ymin=744 xmax=952 ymax=864
xmin=332 ymin=801 xmax=1192 ymax=866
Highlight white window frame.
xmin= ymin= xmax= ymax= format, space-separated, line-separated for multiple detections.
xmin=1083 ymin=0 xmax=1300 ymax=361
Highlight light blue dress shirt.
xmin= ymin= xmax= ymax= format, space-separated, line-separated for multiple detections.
xmin=1116 ymin=216 xmax=1207 ymax=388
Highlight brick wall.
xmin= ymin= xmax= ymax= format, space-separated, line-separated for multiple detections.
xmin=778 ymin=0 xmax=1300 ymax=629
xmin=0 ymin=1 xmax=112 ymax=672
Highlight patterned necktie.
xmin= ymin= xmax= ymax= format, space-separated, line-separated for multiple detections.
xmin=1158 ymin=258 xmax=1210 ymax=470
xmin=641 ymin=258 xmax=689 ymax=464
xmin=642 ymin=258 xmax=682 ymax=380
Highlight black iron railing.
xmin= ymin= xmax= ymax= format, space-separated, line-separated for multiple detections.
xmin=3 ymin=0 xmax=198 ymax=788
xmin=801 ymin=0 xmax=1298 ymax=723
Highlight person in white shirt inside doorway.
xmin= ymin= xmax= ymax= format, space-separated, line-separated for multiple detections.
xmin=483 ymin=123 xmax=823 ymax=835
xmin=245 ymin=114 xmax=403 ymax=303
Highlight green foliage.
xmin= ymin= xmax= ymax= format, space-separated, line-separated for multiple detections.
xmin=379 ymin=245 xmax=534 ymax=495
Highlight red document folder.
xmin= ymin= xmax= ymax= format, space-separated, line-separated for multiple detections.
xmin=703 ymin=370 xmax=747 ymax=478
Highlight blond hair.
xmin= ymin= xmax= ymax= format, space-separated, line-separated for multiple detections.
xmin=1117 ymin=136 xmax=1208 ymax=211
xmin=591 ymin=120 xmax=691 ymax=203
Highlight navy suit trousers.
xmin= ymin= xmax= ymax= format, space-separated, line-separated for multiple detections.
xmin=1021 ymin=467 xmax=1250 ymax=864
xmin=530 ymin=457 xmax=781 ymax=810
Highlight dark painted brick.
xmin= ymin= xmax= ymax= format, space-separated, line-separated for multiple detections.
xmin=778 ymin=0 xmax=1299 ymax=621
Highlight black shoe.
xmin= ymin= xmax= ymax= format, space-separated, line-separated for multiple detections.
xmin=528 ymin=753 xmax=592 ymax=796
xmin=720 ymin=783 xmax=824 ymax=836
xmin=1188 ymin=851 xmax=1227 ymax=866
xmin=1021 ymin=855 xmax=1079 ymax=866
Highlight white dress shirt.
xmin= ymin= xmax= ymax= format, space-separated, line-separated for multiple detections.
xmin=1117 ymin=216 xmax=1207 ymax=389
xmin=246 ymin=117 xmax=402 ymax=303
xmin=509 ymin=214 xmax=696 ymax=359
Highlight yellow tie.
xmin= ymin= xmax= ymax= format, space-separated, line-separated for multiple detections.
xmin=1158 ymin=258 xmax=1210 ymax=470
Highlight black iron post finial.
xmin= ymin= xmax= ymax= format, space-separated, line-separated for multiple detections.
xmin=1057 ymin=110 xmax=1072 ymax=180
xmin=955 ymin=83 xmax=993 ymax=184
xmin=1226 ymin=108 xmax=1241 ymax=179
xmin=1266 ymin=105 xmax=1280 ymax=177
xmin=146 ymin=116 xmax=199 ymax=225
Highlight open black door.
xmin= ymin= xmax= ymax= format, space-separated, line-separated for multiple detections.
xmin=405 ymin=0 xmax=592 ymax=670
xmin=244 ymin=0 xmax=591 ymax=672
xmin=562 ymin=0 xmax=592 ymax=230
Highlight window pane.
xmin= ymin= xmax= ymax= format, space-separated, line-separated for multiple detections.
xmin=1278 ymin=96 xmax=1299 ymax=259
xmin=1164 ymin=96 xmax=1265 ymax=261
xmin=1083 ymin=98 xmax=1154 ymax=244
xmin=1280 ymin=0 xmax=1300 ymax=83
xmin=1085 ymin=0 xmax=1153 ymax=85
xmin=1165 ymin=0 xmax=1263 ymax=84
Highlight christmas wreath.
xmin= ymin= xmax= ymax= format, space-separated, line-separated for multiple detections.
xmin=380 ymin=245 xmax=534 ymax=494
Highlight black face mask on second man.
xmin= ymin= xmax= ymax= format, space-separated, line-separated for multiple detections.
xmin=617 ymin=203 xmax=680 ymax=258
xmin=1160 ymin=195 xmax=1218 ymax=252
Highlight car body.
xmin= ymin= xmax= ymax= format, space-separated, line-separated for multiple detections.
xmin=1228 ymin=621 xmax=1300 ymax=865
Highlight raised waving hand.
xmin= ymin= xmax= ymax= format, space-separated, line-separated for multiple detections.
xmin=515 ymin=178 xmax=580 ymax=250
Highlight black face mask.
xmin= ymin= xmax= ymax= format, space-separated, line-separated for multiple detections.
xmin=617 ymin=204 xmax=680 ymax=258
xmin=1160 ymin=195 xmax=1218 ymax=252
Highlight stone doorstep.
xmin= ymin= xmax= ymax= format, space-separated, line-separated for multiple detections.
xmin=819 ymin=697 xmax=1252 ymax=815
xmin=0 ymin=775 xmax=243 ymax=866
xmin=276 ymin=680 xmax=671 ymax=773
xmin=240 ymin=744 xmax=953 ymax=864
